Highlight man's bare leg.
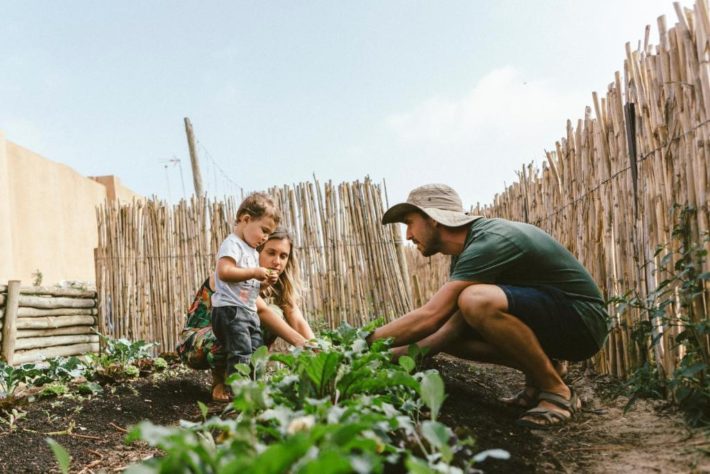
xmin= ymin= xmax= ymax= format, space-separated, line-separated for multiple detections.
xmin=456 ymin=285 xmax=578 ymax=424
xmin=392 ymin=309 xmax=568 ymax=407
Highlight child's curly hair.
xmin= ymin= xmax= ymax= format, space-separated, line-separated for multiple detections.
xmin=236 ymin=192 xmax=281 ymax=224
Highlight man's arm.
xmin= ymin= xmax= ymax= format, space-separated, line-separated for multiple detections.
xmin=368 ymin=280 xmax=473 ymax=347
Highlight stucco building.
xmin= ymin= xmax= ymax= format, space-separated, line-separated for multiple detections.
xmin=0 ymin=131 xmax=141 ymax=285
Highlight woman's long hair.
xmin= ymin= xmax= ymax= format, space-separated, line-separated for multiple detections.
xmin=258 ymin=227 xmax=302 ymax=310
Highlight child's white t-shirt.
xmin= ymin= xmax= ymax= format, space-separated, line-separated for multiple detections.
xmin=212 ymin=233 xmax=260 ymax=311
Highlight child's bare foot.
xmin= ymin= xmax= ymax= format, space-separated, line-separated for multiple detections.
xmin=211 ymin=383 xmax=230 ymax=402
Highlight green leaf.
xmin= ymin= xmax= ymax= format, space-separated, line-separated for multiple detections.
xmin=46 ymin=438 xmax=71 ymax=474
xmin=419 ymin=371 xmax=445 ymax=420
xmin=676 ymin=361 xmax=706 ymax=378
xmin=304 ymin=352 xmax=343 ymax=395
xmin=252 ymin=345 xmax=270 ymax=365
xmin=77 ymin=382 xmax=103 ymax=395
xmin=398 ymin=356 xmax=415 ymax=373
xmin=421 ymin=421 xmax=454 ymax=463
xmin=246 ymin=433 xmax=312 ymax=474
xmin=299 ymin=449 xmax=353 ymax=474
xmin=405 ymin=455 xmax=436 ymax=474
xmin=234 ymin=363 xmax=251 ymax=376
xmin=197 ymin=401 xmax=208 ymax=421
xmin=421 ymin=420 xmax=449 ymax=450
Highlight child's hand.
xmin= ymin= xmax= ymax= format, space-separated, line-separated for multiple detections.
xmin=266 ymin=269 xmax=279 ymax=285
xmin=252 ymin=267 xmax=272 ymax=282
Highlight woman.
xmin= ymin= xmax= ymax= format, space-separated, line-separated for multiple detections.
xmin=177 ymin=227 xmax=315 ymax=401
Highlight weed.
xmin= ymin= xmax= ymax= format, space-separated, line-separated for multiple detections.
xmin=0 ymin=408 xmax=26 ymax=432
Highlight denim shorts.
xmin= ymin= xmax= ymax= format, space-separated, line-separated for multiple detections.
xmin=499 ymin=285 xmax=599 ymax=362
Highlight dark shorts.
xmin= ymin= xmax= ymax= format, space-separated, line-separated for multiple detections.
xmin=499 ymin=285 xmax=599 ymax=362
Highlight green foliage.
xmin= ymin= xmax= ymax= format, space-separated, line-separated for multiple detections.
xmin=90 ymin=334 xmax=157 ymax=368
xmin=40 ymin=382 xmax=69 ymax=398
xmin=77 ymin=382 xmax=103 ymax=396
xmin=0 ymin=361 xmax=42 ymax=397
xmin=46 ymin=438 xmax=71 ymax=474
xmin=33 ymin=357 xmax=87 ymax=386
xmin=127 ymin=323 xmax=501 ymax=472
xmin=610 ymin=205 xmax=710 ymax=425
xmin=153 ymin=357 xmax=168 ymax=371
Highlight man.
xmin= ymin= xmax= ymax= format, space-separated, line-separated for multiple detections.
xmin=369 ymin=184 xmax=609 ymax=428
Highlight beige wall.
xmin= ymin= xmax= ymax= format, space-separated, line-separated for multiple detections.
xmin=0 ymin=132 xmax=142 ymax=285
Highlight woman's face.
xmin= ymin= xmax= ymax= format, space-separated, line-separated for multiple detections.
xmin=259 ymin=237 xmax=291 ymax=275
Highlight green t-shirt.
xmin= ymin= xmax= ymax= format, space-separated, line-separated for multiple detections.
xmin=450 ymin=218 xmax=609 ymax=348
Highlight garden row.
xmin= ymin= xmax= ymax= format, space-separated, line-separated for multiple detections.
xmin=125 ymin=324 xmax=508 ymax=474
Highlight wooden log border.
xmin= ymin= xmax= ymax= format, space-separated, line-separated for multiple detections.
xmin=1 ymin=280 xmax=99 ymax=364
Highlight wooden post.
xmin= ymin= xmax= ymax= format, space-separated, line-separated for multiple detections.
xmin=2 ymin=281 xmax=20 ymax=365
xmin=184 ymin=117 xmax=204 ymax=198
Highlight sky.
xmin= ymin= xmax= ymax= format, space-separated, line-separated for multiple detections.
xmin=1 ymin=0 xmax=687 ymax=209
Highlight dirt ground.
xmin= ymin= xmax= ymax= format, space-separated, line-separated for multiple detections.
xmin=0 ymin=356 xmax=707 ymax=473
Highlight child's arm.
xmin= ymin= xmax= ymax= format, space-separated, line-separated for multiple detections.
xmin=216 ymin=256 xmax=271 ymax=283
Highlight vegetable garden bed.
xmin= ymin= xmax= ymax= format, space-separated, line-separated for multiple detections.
xmin=0 ymin=332 xmax=706 ymax=473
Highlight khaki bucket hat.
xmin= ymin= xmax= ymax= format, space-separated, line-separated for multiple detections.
xmin=382 ymin=183 xmax=482 ymax=227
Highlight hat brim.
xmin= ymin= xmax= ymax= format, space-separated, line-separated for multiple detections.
xmin=382 ymin=203 xmax=482 ymax=227
xmin=381 ymin=203 xmax=423 ymax=224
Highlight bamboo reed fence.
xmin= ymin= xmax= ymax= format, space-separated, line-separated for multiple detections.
xmin=0 ymin=281 xmax=99 ymax=365
xmin=93 ymin=2 xmax=710 ymax=384
xmin=346 ymin=2 xmax=710 ymax=382
xmin=94 ymin=178 xmax=412 ymax=352
xmin=455 ymin=2 xmax=710 ymax=379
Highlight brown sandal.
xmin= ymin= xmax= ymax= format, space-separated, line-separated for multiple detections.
xmin=499 ymin=388 xmax=539 ymax=409
xmin=516 ymin=389 xmax=581 ymax=429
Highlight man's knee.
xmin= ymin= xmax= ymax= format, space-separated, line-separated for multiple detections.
xmin=457 ymin=285 xmax=508 ymax=328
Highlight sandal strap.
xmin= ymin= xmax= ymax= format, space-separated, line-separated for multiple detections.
xmin=537 ymin=388 xmax=580 ymax=413
xmin=501 ymin=388 xmax=538 ymax=407
xmin=522 ymin=407 xmax=570 ymax=423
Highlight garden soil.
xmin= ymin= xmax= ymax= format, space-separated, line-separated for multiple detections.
xmin=0 ymin=356 xmax=707 ymax=473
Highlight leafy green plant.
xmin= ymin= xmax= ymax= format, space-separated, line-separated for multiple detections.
xmin=33 ymin=357 xmax=87 ymax=386
xmin=127 ymin=323 xmax=505 ymax=473
xmin=91 ymin=334 xmax=157 ymax=367
xmin=40 ymin=382 xmax=69 ymax=399
xmin=77 ymin=381 xmax=103 ymax=396
xmin=153 ymin=357 xmax=168 ymax=371
xmin=610 ymin=205 xmax=710 ymax=425
xmin=0 ymin=361 xmax=41 ymax=398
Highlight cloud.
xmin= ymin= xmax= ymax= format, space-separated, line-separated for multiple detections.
xmin=381 ymin=67 xmax=591 ymax=205
xmin=386 ymin=66 xmax=587 ymax=147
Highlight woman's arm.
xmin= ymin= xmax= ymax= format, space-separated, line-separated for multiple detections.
xmin=282 ymin=304 xmax=315 ymax=340
xmin=256 ymin=296 xmax=307 ymax=347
